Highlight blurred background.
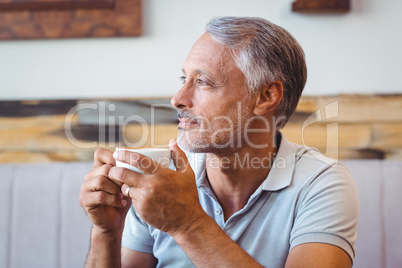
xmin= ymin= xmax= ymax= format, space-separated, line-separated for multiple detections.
xmin=0 ymin=0 xmax=401 ymax=268
xmin=0 ymin=0 xmax=401 ymax=162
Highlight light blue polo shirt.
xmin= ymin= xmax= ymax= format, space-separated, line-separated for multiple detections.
xmin=122 ymin=134 xmax=359 ymax=267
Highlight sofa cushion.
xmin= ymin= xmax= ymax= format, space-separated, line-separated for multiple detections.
xmin=1 ymin=160 xmax=401 ymax=267
xmin=343 ymin=160 xmax=383 ymax=268
xmin=0 ymin=163 xmax=93 ymax=268
xmin=382 ymin=161 xmax=402 ymax=268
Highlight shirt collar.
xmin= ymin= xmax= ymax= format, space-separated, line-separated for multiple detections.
xmin=260 ymin=132 xmax=295 ymax=191
xmin=186 ymin=153 xmax=206 ymax=186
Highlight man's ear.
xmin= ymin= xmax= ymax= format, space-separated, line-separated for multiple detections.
xmin=253 ymin=81 xmax=284 ymax=116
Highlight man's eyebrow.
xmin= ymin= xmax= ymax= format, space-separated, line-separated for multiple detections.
xmin=182 ymin=68 xmax=212 ymax=78
xmin=196 ymin=69 xmax=211 ymax=77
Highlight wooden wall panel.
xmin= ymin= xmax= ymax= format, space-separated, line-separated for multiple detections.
xmin=0 ymin=0 xmax=114 ymax=11
xmin=1 ymin=95 xmax=402 ymax=163
xmin=0 ymin=0 xmax=141 ymax=40
xmin=292 ymin=0 xmax=350 ymax=13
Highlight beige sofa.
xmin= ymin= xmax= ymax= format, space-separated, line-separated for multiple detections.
xmin=0 ymin=160 xmax=401 ymax=268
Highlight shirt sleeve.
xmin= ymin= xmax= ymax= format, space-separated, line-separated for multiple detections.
xmin=290 ymin=163 xmax=359 ymax=261
xmin=122 ymin=205 xmax=154 ymax=254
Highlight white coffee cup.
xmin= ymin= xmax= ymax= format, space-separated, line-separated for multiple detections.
xmin=115 ymin=147 xmax=172 ymax=174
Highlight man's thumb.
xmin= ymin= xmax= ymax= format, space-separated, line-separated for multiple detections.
xmin=169 ymin=139 xmax=190 ymax=173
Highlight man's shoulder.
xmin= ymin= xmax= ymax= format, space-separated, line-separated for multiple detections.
xmin=280 ymin=135 xmax=352 ymax=185
xmin=295 ymin=145 xmax=341 ymax=171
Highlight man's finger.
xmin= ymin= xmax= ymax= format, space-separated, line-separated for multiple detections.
xmin=82 ymin=190 xmax=127 ymax=208
xmin=108 ymin=166 xmax=144 ymax=188
xmin=121 ymin=183 xmax=136 ymax=199
xmin=169 ymin=139 xmax=190 ymax=173
xmin=85 ymin=175 xmax=124 ymax=198
xmin=93 ymin=148 xmax=115 ymax=168
xmin=84 ymin=164 xmax=113 ymax=182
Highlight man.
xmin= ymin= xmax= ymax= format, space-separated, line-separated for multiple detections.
xmin=80 ymin=17 xmax=358 ymax=267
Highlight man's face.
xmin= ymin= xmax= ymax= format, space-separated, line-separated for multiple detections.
xmin=171 ymin=33 xmax=254 ymax=154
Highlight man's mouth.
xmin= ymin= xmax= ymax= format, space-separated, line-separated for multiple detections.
xmin=178 ymin=117 xmax=199 ymax=129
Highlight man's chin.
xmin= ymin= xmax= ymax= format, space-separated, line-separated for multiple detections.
xmin=177 ymin=132 xmax=210 ymax=153
xmin=177 ymin=134 xmax=236 ymax=154
xmin=177 ymin=138 xmax=204 ymax=153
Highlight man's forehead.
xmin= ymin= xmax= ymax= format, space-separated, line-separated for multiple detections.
xmin=194 ymin=32 xmax=220 ymax=48
xmin=188 ymin=34 xmax=227 ymax=60
xmin=182 ymin=33 xmax=236 ymax=75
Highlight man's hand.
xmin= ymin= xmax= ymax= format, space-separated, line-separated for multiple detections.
xmin=109 ymin=139 xmax=207 ymax=237
xmin=108 ymin=140 xmax=265 ymax=267
xmin=79 ymin=148 xmax=131 ymax=234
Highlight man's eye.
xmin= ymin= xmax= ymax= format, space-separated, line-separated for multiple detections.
xmin=180 ymin=76 xmax=187 ymax=84
xmin=196 ymin=79 xmax=208 ymax=86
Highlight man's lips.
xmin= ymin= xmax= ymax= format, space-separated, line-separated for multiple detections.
xmin=178 ymin=118 xmax=199 ymax=128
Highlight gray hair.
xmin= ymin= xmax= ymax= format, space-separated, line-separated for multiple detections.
xmin=205 ymin=17 xmax=307 ymax=129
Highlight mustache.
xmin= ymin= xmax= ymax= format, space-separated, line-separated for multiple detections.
xmin=177 ymin=110 xmax=201 ymax=123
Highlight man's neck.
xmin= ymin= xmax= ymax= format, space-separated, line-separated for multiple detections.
xmin=204 ymin=136 xmax=278 ymax=221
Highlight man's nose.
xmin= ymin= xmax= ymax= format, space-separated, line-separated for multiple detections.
xmin=171 ymin=85 xmax=193 ymax=109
